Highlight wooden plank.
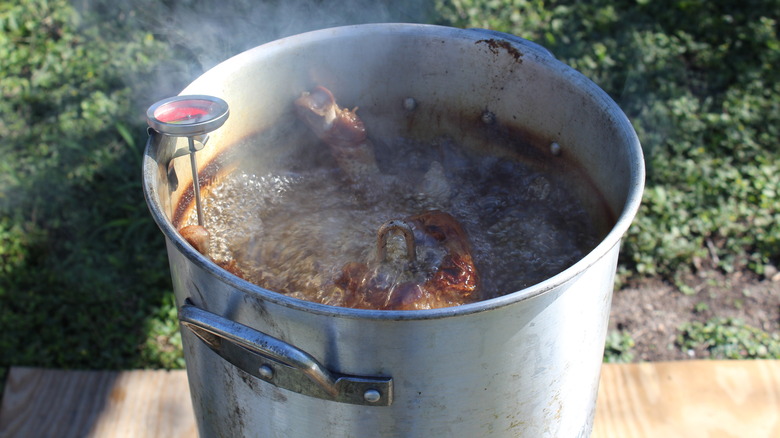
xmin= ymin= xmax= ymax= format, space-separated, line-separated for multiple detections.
xmin=0 ymin=367 xmax=197 ymax=438
xmin=1 ymin=361 xmax=778 ymax=437
xmin=592 ymin=360 xmax=780 ymax=438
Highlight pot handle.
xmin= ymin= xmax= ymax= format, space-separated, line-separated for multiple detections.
xmin=179 ymin=302 xmax=393 ymax=406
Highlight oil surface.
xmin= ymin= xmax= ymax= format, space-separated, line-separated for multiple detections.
xmin=183 ymin=132 xmax=606 ymax=307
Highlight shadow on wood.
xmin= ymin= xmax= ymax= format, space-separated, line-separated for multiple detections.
xmin=0 ymin=367 xmax=196 ymax=438
xmin=1 ymin=361 xmax=779 ymax=437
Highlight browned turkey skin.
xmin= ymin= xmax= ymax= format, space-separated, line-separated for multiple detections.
xmin=179 ymin=86 xmax=479 ymax=310
xmin=179 ymin=224 xmax=244 ymax=278
xmin=295 ymin=86 xmax=480 ymax=310
xmin=336 ymin=210 xmax=480 ymax=310
xmin=294 ymin=86 xmax=379 ymax=183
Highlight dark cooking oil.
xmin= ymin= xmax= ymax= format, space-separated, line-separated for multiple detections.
xmin=183 ymin=133 xmax=607 ymax=307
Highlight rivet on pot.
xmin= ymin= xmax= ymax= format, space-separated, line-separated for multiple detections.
xmin=259 ymin=364 xmax=274 ymax=379
xmin=363 ymin=389 xmax=382 ymax=403
xmin=403 ymin=97 xmax=417 ymax=111
xmin=481 ymin=110 xmax=496 ymax=125
xmin=550 ymin=142 xmax=562 ymax=156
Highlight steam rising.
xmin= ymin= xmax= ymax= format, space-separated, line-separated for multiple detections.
xmin=90 ymin=0 xmax=434 ymax=102
xmin=125 ymin=11 xmax=611 ymax=306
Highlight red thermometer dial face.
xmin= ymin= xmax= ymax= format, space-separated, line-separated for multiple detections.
xmin=147 ymin=95 xmax=229 ymax=136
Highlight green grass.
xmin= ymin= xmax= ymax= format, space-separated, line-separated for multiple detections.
xmin=436 ymin=0 xmax=780 ymax=283
xmin=1 ymin=0 xmax=778 ymax=384
xmin=0 ymin=0 xmax=183 ymax=373
xmin=603 ymin=331 xmax=636 ymax=364
xmin=677 ymin=318 xmax=780 ymax=359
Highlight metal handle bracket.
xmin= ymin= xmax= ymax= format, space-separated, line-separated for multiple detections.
xmin=179 ymin=303 xmax=393 ymax=406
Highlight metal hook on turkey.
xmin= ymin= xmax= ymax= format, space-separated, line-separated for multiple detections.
xmin=376 ymin=219 xmax=416 ymax=264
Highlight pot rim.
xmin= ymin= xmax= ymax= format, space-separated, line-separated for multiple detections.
xmin=143 ymin=23 xmax=645 ymax=321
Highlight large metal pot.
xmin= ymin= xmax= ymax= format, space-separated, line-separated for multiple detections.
xmin=143 ymin=24 xmax=644 ymax=437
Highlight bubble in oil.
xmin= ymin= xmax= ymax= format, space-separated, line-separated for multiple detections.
xmin=185 ymin=135 xmax=603 ymax=307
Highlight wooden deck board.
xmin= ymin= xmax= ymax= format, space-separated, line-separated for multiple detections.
xmin=0 ymin=368 xmax=196 ymax=438
xmin=1 ymin=361 xmax=778 ymax=437
xmin=592 ymin=360 xmax=780 ymax=437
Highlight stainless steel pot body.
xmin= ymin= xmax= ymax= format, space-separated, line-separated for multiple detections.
xmin=143 ymin=24 xmax=644 ymax=437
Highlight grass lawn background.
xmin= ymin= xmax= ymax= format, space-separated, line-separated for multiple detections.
xmin=1 ymin=0 xmax=778 ymax=394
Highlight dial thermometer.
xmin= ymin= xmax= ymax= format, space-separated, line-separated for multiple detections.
xmin=146 ymin=95 xmax=229 ymax=226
